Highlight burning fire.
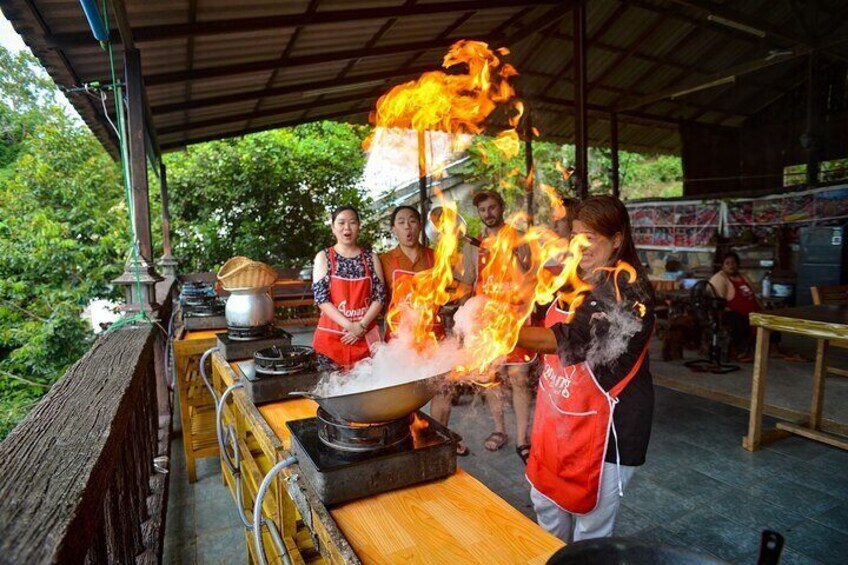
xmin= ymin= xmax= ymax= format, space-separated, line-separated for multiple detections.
xmin=385 ymin=197 xmax=462 ymax=351
xmin=361 ymin=40 xmax=642 ymax=385
xmin=364 ymin=40 xmax=522 ymax=152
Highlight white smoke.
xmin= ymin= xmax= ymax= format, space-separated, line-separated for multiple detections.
xmin=585 ymin=300 xmax=643 ymax=369
xmin=312 ymin=297 xmax=492 ymax=398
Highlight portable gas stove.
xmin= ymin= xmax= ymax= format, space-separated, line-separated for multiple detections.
xmin=216 ymin=327 xmax=292 ymax=361
xmin=179 ymin=281 xmax=228 ymax=330
xmin=235 ymin=345 xmax=322 ymax=404
xmin=287 ymin=409 xmax=457 ymax=505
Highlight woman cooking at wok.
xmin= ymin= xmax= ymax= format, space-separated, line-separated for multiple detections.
xmin=516 ymin=195 xmax=655 ymax=543
xmin=312 ymin=205 xmax=386 ymax=371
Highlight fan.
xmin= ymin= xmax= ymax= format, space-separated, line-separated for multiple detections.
xmin=684 ymin=280 xmax=740 ymax=374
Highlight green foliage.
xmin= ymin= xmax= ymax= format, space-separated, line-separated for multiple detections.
xmin=0 ymin=47 xmax=127 ymax=439
xmin=165 ymin=121 xmax=371 ymax=272
xmin=461 ymin=135 xmax=683 ymax=222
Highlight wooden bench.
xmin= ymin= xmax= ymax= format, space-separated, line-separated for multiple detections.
xmin=811 ymin=284 xmax=848 ymax=378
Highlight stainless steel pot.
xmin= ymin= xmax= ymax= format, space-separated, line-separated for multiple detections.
xmin=225 ymin=286 xmax=275 ymax=328
xmin=293 ymin=373 xmax=446 ymax=423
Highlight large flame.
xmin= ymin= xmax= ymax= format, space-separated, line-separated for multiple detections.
xmin=364 ymin=40 xmax=522 ymax=152
xmin=385 ymin=196 xmax=462 ymax=352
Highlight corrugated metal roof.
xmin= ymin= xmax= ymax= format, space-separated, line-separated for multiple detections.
xmin=4 ymin=0 xmax=847 ymax=157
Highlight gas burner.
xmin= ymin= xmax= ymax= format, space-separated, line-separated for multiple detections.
xmin=254 ymin=345 xmax=315 ymax=376
xmin=227 ymin=323 xmax=274 ymax=341
xmin=316 ymin=408 xmax=410 ymax=453
xmin=287 ymin=411 xmax=458 ymax=505
xmin=183 ymin=300 xmax=225 ymax=318
xmin=179 ymin=281 xmax=216 ymax=303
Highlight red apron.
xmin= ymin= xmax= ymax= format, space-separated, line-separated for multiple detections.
xmin=385 ymin=248 xmax=445 ymax=341
xmin=727 ymin=276 xmax=759 ymax=316
xmin=526 ymin=301 xmax=650 ymax=514
xmin=476 ymin=241 xmax=537 ymax=366
xmin=312 ymin=248 xmax=381 ymax=368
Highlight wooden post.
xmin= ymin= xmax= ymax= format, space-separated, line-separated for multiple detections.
xmin=157 ymin=162 xmax=178 ymax=276
xmin=804 ymin=51 xmax=821 ymax=188
xmin=114 ymin=48 xmax=162 ymax=314
xmin=573 ymin=1 xmax=588 ymax=200
xmin=418 ymin=130 xmax=428 ymax=245
xmin=743 ymin=326 xmax=771 ymax=451
xmin=810 ymin=339 xmax=829 ymax=431
xmin=610 ymin=112 xmax=620 ymax=198
xmin=125 ymin=48 xmax=154 ymax=264
xmin=524 ymin=111 xmax=535 ymax=225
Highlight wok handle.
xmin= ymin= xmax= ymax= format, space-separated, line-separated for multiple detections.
xmin=289 ymin=391 xmax=319 ymax=400
xmin=757 ymin=530 xmax=784 ymax=565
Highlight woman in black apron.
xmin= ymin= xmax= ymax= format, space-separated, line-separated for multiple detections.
xmin=517 ymin=195 xmax=655 ymax=543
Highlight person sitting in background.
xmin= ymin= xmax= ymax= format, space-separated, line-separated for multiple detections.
xmin=708 ymin=252 xmax=801 ymax=363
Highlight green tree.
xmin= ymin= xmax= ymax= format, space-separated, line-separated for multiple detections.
xmin=0 ymin=47 xmax=128 ymax=438
xmin=165 ymin=121 xmax=372 ymax=272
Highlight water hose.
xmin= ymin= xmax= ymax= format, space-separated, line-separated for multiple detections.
xmin=253 ymin=456 xmax=299 ymax=565
xmin=198 ymin=346 xmax=220 ymax=404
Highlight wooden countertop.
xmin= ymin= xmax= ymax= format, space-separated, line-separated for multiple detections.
xmin=256 ymin=392 xmax=564 ymax=564
xmin=750 ymin=305 xmax=848 ymax=340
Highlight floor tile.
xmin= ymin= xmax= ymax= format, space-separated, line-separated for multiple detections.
xmin=196 ymin=526 xmax=247 ymax=564
xmin=650 ymin=467 xmax=734 ymax=505
xmin=707 ymin=490 xmax=806 ymax=533
xmin=783 ymin=520 xmax=848 ymax=564
xmin=811 ymin=503 xmax=848 ymax=535
xmin=745 ymin=476 xmax=841 ymax=518
xmin=665 ymin=508 xmax=760 ymax=562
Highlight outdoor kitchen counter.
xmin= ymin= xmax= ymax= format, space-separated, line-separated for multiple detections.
xmin=260 ymin=400 xmax=565 ymax=564
xmin=213 ymin=353 xmax=564 ymax=564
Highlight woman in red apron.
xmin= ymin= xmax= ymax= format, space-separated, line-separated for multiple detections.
xmin=379 ymin=206 xmax=466 ymax=453
xmin=379 ymin=206 xmax=443 ymax=341
xmin=312 ymin=206 xmax=386 ymax=371
xmin=516 ymin=195 xmax=655 ymax=543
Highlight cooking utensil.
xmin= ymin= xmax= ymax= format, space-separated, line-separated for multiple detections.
xmin=225 ymin=286 xmax=275 ymax=329
xmin=426 ymin=206 xmax=480 ymax=247
xmin=292 ymin=372 xmax=447 ymax=423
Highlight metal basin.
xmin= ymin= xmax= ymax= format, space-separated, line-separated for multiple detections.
xmin=294 ymin=373 xmax=446 ymax=423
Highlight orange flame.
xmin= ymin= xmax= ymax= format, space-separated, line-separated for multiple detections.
xmin=456 ymin=224 xmax=591 ymax=373
xmin=385 ymin=197 xmax=462 ymax=351
xmin=364 ymin=40 xmax=522 ymax=148
xmin=595 ymin=260 xmax=638 ymax=302
xmin=540 ymin=184 xmax=566 ymax=221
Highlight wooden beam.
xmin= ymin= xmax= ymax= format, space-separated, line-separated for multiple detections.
xmin=158 ymin=92 xmax=368 ymax=135
xmin=124 ymin=49 xmax=154 ymax=264
xmin=664 ymin=0 xmax=811 ymax=48
xmin=611 ymin=112 xmax=620 ymax=197
xmin=48 ymin=0 xmax=561 ymax=48
xmin=541 ymin=2 xmax=629 ymax=94
xmin=142 ymin=38 xmax=460 ymax=87
xmin=616 ymin=48 xmax=808 ymax=113
xmin=586 ymin=13 xmax=667 ymax=96
xmin=573 ymin=2 xmax=588 ymax=200
xmin=151 ymin=66 xmax=430 ymax=115
xmin=160 ymin=108 xmax=370 ymax=151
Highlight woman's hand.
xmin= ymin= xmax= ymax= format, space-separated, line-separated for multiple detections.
xmin=340 ymin=320 xmax=366 ymax=344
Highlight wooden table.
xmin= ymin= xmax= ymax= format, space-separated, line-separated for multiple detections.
xmin=213 ymin=355 xmax=564 ymax=564
xmin=744 ymin=305 xmax=848 ymax=452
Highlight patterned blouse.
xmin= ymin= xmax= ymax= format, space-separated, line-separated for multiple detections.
xmin=312 ymin=248 xmax=386 ymax=306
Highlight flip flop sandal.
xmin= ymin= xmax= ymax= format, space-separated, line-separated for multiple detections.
xmin=456 ymin=441 xmax=470 ymax=457
xmin=516 ymin=444 xmax=531 ymax=464
xmin=484 ymin=431 xmax=508 ymax=451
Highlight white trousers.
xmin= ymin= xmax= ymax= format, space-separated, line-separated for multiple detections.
xmin=530 ymin=462 xmax=637 ymax=543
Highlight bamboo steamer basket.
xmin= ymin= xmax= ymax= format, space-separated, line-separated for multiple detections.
xmin=217 ymin=256 xmax=277 ymax=290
